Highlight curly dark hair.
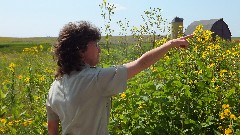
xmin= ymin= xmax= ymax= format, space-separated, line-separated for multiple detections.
xmin=54 ymin=21 xmax=101 ymax=79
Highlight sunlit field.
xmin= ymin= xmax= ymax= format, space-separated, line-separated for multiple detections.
xmin=0 ymin=26 xmax=240 ymax=134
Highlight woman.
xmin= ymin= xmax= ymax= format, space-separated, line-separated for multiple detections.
xmin=46 ymin=21 xmax=193 ymax=135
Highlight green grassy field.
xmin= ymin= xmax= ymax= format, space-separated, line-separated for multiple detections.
xmin=0 ymin=37 xmax=56 ymax=53
xmin=232 ymin=37 xmax=240 ymax=41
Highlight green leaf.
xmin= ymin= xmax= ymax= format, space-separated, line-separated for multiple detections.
xmin=172 ymin=81 xmax=183 ymax=88
xmin=226 ymin=88 xmax=235 ymax=98
xmin=206 ymin=68 xmax=212 ymax=78
xmin=0 ymin=90 xmax=7 ymax=98
xmin=183 ymin=85 xmax=191 ymax=97
xmin=184 ymin=118 xmax=196 ymax=124
xmin=136 ymin=101 xmax=144 ymax=105
xmin=234 ymin=130 xmax=240 ymax=135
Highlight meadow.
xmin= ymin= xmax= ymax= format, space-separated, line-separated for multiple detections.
xmin=0 ymin=26 xmax=240 ymax=135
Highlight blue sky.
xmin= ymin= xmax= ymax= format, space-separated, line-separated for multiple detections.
xmin=0 ymin=0 xmax=239 ymax=37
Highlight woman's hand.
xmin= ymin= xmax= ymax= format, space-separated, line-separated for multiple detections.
xmin=169 ymin=34 xmax=194 ymax=48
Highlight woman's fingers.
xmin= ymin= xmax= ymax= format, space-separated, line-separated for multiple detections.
xmin=181 ymin=34 xmax=194 ymax=39
xmin=178 ymin=34 xmax=194 ymax=48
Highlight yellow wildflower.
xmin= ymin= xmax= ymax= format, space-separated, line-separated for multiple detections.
xmin=23 ymin=48 xmax=30 ymax=52
xmin=222 ymin=104 xmax=229 ymax=109
xmin=120 ymin=93 xmax=126 ymax=99
xmin=9 ymin=62 xmax=16 ymax=69
xmin=202 ymin=51 xmax=208 ymax=58
xmin=39 ymin=45 xmax=44 ymax=51
xmin=219 ymin=112 xmax=225 ymax=119
xmin=14 ymin=120 xmax=21 ymax=125
xmin=33 ymin=46 xmax=38 ymax=53
xmin=23 ymin=119 xmax=33 ymax=126
xmin=188 ymin=80 xmax=193 ymax=85
xmin=215 ymin=85 xmax=220 ymax=90
xmin=23 ymin=121 xmax=28 ymax=126
xmin=8 ymin=121 xmax=13 ymax=126
xmin=25 ymin=77 xmax=30 ymax=83
xmin=211 ymin=77 xmax=216 ymax=83
xmin=0 ymin=127 xmax=6 ymax=133
xmin=224 ymin=109 xmax=231 ymax=116
xmin=39 ymin=75 xmax=45 ymax=82
xmin=197 ymin=37 xmax=201 ymax=42
xmin=198 ymin=70 xmax=202 ymax=75
xmin=226 ymin=50 xmax=231 ymax=55
xmin=9 ymin=62 xmax=16 ymax=72
xmin=196 ymin=25 xmax=203 ymax=30
xmin=221 ymin=70 xmax=227 ymax=73
xmin=193 ymin=46 xmax=198 ymax=52
xmin=28 ymin=120 xmax=33 ymax=125
xmin=0 ymin=118 xmax=7 ymax=125
xmin=225 ymin=128 xmax=232 ymax=135
xmin=207 ymin=63 xmax=215 ymax=68
xmin=18 ymin=75 xmax=23 ymax=80
xmin=230 ymin=114 xmax=237 ymax=120
xmin=214 ymin=44 xmax=221 ymax=50
xmin=229 ymin=71 xmax=236 ymax=76
xmin=207 ymin=45 xmax=213 ymax=50
xmin=220 ymin=70 xmax=228 ymax=77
